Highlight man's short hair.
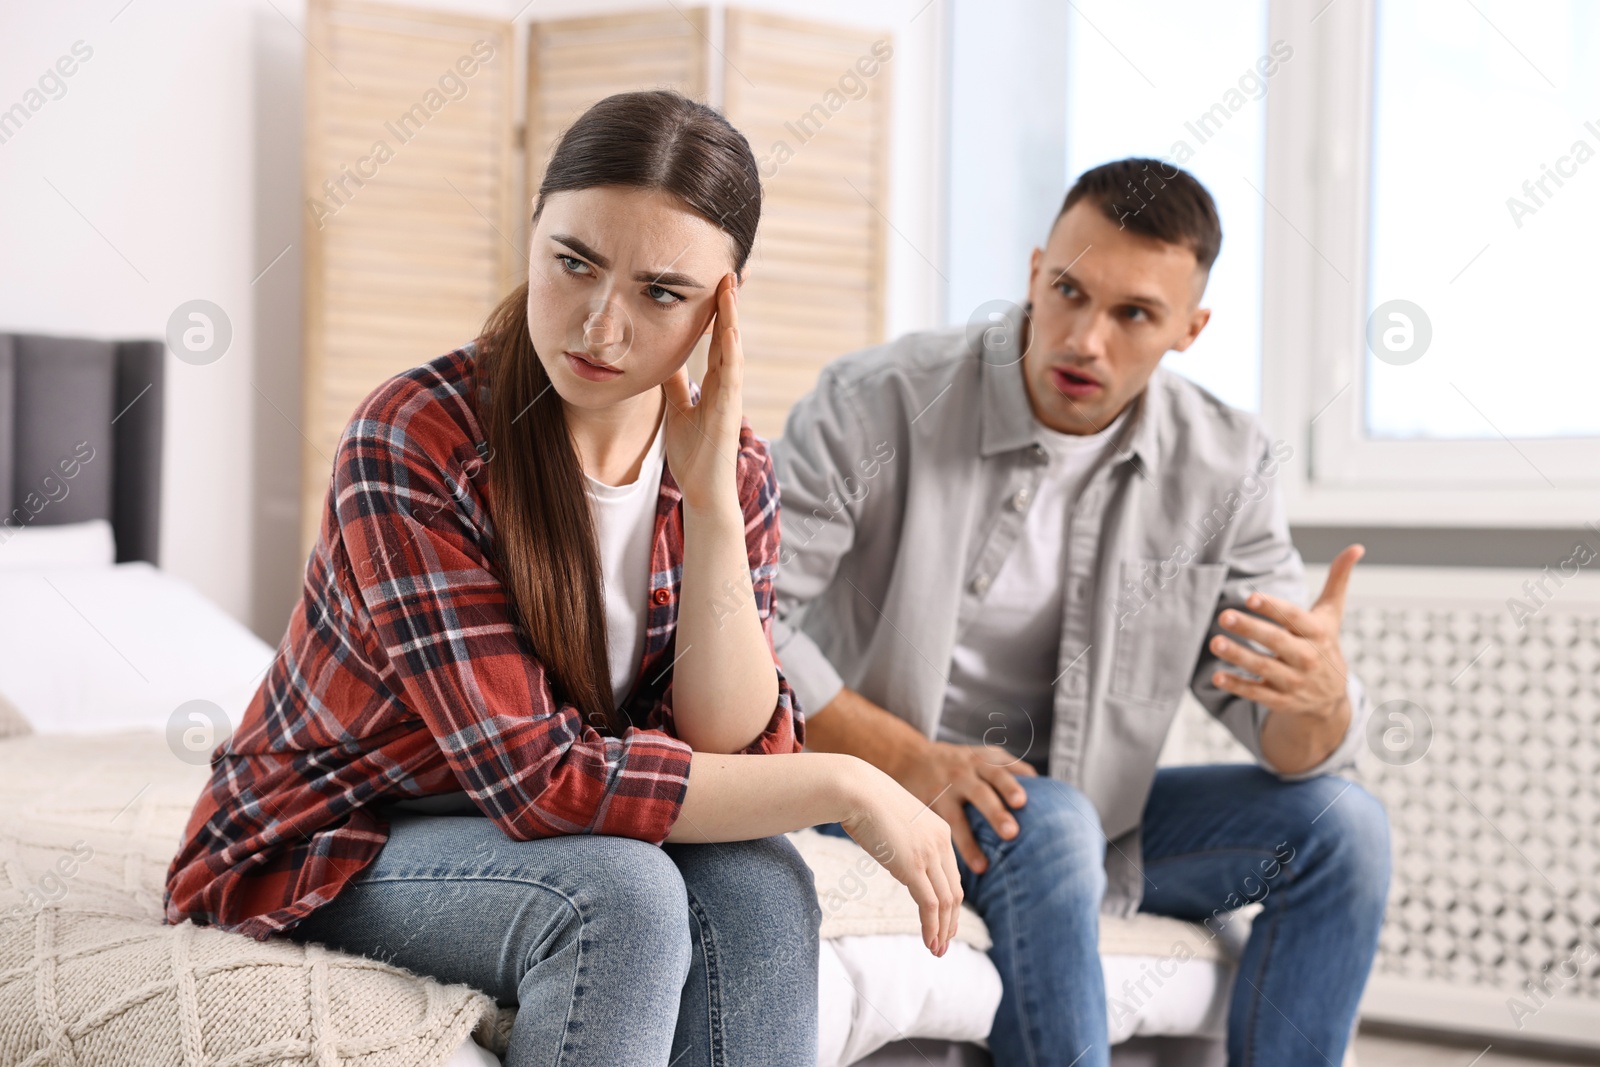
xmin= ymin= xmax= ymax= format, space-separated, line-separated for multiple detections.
xmin=1056 ymin=158 xmax=1222 ymax=273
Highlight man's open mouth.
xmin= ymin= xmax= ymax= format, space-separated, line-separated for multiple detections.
xmin=1050 ymin=365 xmax=1103 ymax=396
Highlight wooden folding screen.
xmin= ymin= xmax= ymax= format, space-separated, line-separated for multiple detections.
xmin=299 ymin=0 xmax=517 ymax=552
xmin=522 ymin=9 xmax=891 ymax=438
xmin=302 ymin=1 xmax=890 ymax=552
xmin=721 ymin=10 xmax=892 ymax=436
xmin=524 ymin=10 xmax=710 ymax=197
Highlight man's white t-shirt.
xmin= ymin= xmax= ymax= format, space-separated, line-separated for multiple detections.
xmin=936 ymin=407 xmax=1129 ymax=768
xmin=585 ymin=409 xmax=668 ymax=710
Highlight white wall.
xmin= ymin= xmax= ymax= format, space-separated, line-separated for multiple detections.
xmin=2 ymin=0 xmax=270 ymax=624
xmin=0 ymin=0 xmax=946 ymax=637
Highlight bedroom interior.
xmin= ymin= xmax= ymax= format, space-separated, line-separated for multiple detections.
xmin=2 ymin=0 xmax=1597 ymax=1065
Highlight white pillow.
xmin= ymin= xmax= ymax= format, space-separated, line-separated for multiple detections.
xmin=0 ymin=519 xmax=116 ymax=569
xmin=823 ymin=934 xmax=1003 ymax=1065
xmin=0 ymin=561 xmax=275 ymax=736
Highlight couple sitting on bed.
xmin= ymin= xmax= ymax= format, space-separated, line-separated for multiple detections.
xmin=164 ymin=90 xmax=1390 ymax=1067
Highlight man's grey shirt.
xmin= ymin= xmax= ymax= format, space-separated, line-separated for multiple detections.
xmin=769 ymin=310 xmax=1370 ymax=916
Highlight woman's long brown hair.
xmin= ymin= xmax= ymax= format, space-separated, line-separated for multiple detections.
xmin=473 ymin=90 xmax=762 ymax=737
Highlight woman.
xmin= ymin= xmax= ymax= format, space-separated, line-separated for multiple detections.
xmin=164 ymin=90 xmax=961 ymax=1066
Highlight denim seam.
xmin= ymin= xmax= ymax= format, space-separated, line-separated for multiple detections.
xmin=989 ymin=843 xmax=1046 ymax=1067
xmin=1241 ymin=876 xmax=1285 ymax=1067
xmin=682 ymin=888 xmax=725 ymax=1067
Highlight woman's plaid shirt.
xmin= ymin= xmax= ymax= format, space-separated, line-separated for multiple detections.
xmin=164 ymin=345 xmax=803 ymax=940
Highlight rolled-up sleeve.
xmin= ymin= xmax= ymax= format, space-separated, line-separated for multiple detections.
xmin=335 ymin=404 xmax=694 ymax=844
xmin=1188 ymin=433 xmax=1369 ymax=780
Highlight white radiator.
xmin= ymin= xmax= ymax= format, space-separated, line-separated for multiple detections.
xmin=1160 ymin=564 xmax=1600 ymax=1048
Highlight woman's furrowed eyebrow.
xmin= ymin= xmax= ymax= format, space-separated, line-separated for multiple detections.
xmin=551 ymin=234 xmax=608 ymax=268
xmin=551 ymin=233 xmax=704 ymax=289
xmin=634 ymin=269 xmax=704 ymax=289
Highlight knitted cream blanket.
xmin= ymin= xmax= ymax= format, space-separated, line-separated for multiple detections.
xmin=790 ymin=826 xmax=1232 ymax=964
xmin=0 ymin=711 xmax=1228 ymax=1066
xmin=0 ymin=725 xmax=506 ymax=1066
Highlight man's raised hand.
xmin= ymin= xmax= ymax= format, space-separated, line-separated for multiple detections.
xmin=1208 ymin=544 xmax=1365 ymax=719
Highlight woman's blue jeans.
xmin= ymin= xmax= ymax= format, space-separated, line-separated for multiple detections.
xmin=282 ymin=811 xmax=821 ymax=1067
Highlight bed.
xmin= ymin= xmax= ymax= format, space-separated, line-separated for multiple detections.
xmin=0 ymin=331 xmax=1255 ymax=1066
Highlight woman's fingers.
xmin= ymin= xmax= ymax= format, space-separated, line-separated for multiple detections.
xmin=921 ymin=828 xmax=962 ymax=955
xmin=942 ymin=800 xmax=989 ymax=873
xmin=714 ymin=275 xmax=742 ymax=411
xmin=923 ymin=849 xmax=952 ymax=955
xmin=662 ymin=363 xmax=694 ymax=414
xmin=906 ymin=870 xmax=941 ymax=952
xmin=942 ymin=840 xmax=964 ymax=947
xmin=693 ymin=274 xmax=741 ymax=432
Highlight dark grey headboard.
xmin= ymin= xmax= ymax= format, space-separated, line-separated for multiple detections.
xmin=0 ymin=333 xmax=164 ymax=565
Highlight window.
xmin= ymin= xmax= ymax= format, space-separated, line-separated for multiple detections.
xmin=1064 ymin=0 xmax=1270 ymax=413
xmin=1365 ymin=0 xmax=1600 ymax=441
xmin=1273 ymin=0 xmax=1600 ymax=522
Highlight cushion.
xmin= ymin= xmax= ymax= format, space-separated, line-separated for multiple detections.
xmin=785 ymin=827 xmax=1243 ymax=1063
xmin=0 ymin=562 xmax=273 ymax=735
xmin=0 ymin=730 xmax=505 ymax=1066
xmin=0 ymin=518 xmax=116 ymax=569
xmin=821 ymin=935 xmax=1002 ymax=1066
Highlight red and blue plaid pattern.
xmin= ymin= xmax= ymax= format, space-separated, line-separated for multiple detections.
xmin=165 ymin=345 xmax=802 ymax=940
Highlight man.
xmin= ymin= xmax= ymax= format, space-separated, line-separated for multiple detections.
xmin=770 ymin=159 xmax=1391 ymax=1066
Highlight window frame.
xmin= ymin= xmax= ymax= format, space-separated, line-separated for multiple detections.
xmin=1260 ymin=0 xmax=1600 ymax=528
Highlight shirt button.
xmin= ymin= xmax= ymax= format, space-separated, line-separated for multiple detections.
xmin=1010 ymin=490 xmax=1031 ymax=512
xmin=652 ymin=588 xmax=672 ymax=605
xmin=970 ymin=573 xmax=992 ymax=595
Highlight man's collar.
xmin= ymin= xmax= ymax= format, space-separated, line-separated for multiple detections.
xmin=976 ymin=302 xmax=1038 ymax=457
xmin=976 ymin=302 xmax=1161 ymax=477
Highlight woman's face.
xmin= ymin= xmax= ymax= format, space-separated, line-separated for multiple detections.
xmin=526 ymin=185 xmax=740 ymax=410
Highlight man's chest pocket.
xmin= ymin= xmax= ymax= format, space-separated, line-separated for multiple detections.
xmin=1109 ymin=560 xmax=1229 ymax=707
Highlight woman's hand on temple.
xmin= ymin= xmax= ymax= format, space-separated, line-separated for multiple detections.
xmin=838 ymin=762 xmax=965 ymax=957
xmin=663 ymin=273 xmax=743 ymax=515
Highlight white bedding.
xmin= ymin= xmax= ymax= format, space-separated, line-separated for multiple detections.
xmin=0 ymin=561 xmax=274 ymax=735
xmin=440 ymin=935 xmax=1234 ymax=1067
xmin=0 ymin=518 xmax=116 ymax=569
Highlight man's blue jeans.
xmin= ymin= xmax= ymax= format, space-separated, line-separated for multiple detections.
xmin=824 ymin=764 xmax=1390 ymax=1066
xmin=282 ymin=811 xmax=822 ymax=1067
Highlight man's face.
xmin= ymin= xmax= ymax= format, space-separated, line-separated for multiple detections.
xmin=1020 ymin=199 xmax=1212 ymax=435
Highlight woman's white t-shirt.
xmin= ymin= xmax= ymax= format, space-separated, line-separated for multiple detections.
xmin=584 ymin=410 xmax=669 ymax=711
xmin=387 ymin=410 xmax=667 ymax=816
